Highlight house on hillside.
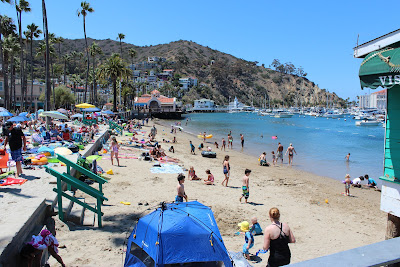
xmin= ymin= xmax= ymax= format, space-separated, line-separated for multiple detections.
xmin=179 ymin=77 xmax=198 ymax=90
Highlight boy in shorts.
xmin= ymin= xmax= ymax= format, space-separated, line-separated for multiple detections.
xmin=240 ymin=169 xmax=251 ymax=203
xmin=189 ymin=141 xmax=195 ymax=155
xmin=175 ymin=174 xmax=188 ymax=202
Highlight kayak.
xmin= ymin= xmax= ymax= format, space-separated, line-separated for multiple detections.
xmin=197 ymin=134 xmax=213 ymax=139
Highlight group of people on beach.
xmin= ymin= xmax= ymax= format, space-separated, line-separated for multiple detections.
xmin=259 ymin=142 xmax=297 ymax=167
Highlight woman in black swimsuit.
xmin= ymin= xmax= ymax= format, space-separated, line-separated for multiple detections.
xmin=263 ymin=207 xmax=296 ymax=267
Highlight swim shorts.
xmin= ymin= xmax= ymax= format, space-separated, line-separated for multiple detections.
xmin=242 ymin=186 xmax=249 ymax=199
xmin=11 ymin=149 xmax=23 ymax=162
xmin=242 ymin=242 xmax=254 ymax=254
xmin=175 ymin=195 xmax=184 ymax=202
xmin=277 ymin=151 xmax=283 ymax=159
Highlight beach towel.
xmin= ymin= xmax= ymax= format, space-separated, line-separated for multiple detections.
xmin=28 ymin=229 xmax=59 ymax=253
xmin=0 ymin=177 xmax=27 ymax=186
xmin=150 ymin=164 xmax=184 ymax=174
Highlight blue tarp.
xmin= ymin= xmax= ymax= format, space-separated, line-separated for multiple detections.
xmin=124 ymin=201 xmax=233 ymax=267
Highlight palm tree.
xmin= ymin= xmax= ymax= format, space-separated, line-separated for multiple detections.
xmin=70 ymin=74 xmax=81 ymax=102
xmin=15 ymin=0 xmax=31 ymax=110
xmin=54 ymin=36 xmax=64 ymax=57
xmin=117 ymin=33 xmax=125 ymax=58
xmin=99 ymin=53 xmax=131 ymax=112
xmin=24 ymin=23 xmax=42 ymax=109
xmin=89 ymin=41 xmax=102 ymax=104
xmin=0 ymin=0 xmax=13 ymax=107
xmin=41 ymin=0 xmax=51 ymax=111
xmin=0 ymin=15 xmax=16 ymax=110
xmin=128 ymin=47 xmax=136 ymax=68
xmin=3 ymin=34 xmax=20 ymax=110
xmin=77 ymin=1 xmax=94 ymax=103
xmin=62 ymin=53 xmax=70 ymax=85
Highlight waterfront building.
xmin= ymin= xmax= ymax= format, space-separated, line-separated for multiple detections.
xmin=193 ymin=99 xmax=216 ymax=112
xmin=134 ymin=90 xmax=176 ymax=112
xmin=228 ymin=96 xmax=245 ymax=112
xmin=358 ymin=89 xmax=387 ymax=109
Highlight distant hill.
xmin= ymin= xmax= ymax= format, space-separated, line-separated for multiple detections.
xmin=35 ymin=38 xmax=345 ymax=107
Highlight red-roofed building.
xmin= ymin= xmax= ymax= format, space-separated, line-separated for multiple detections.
xmin=134 ymin=90 xmax=176 ymax=113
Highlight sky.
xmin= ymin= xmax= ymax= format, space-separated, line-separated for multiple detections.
xmin=1 ymin=0 xmax=398 ymax=100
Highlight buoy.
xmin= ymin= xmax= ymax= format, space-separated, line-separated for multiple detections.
xmin=106 ymin=169 xmax=114 ymax=175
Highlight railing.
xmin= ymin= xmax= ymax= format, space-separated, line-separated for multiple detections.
xmin=45 ymin=154 xmax=108 ymax=227
xmin=108 ymin=120 xmax=123 ymax=135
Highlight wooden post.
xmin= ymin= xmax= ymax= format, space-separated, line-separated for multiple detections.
xmin=387 ymin=213 xmax=400 ymax=267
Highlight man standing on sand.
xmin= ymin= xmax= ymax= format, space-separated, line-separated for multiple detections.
xmin=285 ymin=143 xmax=297 ymax=166
xmin=4 ymin=122 xmax=26 ymax=178
xmin=277 ymin=143 xmax=284 ymax=164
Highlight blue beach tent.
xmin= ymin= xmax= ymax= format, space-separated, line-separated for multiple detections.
xmin=124 ymin=201 xmax=233 ymax=267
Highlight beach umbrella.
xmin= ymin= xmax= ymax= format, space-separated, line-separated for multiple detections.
xmin=83 ymin=107 xmax=101 ymax=112
xmin=0 ymin=107 xmax=7 ymax=112
xmin=37 ymin=146 xmax=54 ymax=156
xmin=40 ymin=111 xmax=68 ymax=120
xmin=37 ymin=109 xmax=44 ymax=114
xmin=19 ymin=112 xmax=28 ymax=117
xmin=57 ymin=108 xmax=68 ymax=114
xmin=71 ymin=113 xmax=83 ymax=119
xmin=0 ymin=110 xmax=14 ymax=117
xmin=101 ymin=110 xmax=114 ymax=115
xmin=7 ymin=116 xmax=28 ymax=122
xmin=54 ymin=147 xmax=73 ymax=156
xmin=76 ymin=103 xmax=95 ymax=109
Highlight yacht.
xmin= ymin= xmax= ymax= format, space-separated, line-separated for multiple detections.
xmin=355 ymin=118 xmax=381 ymax=126
xmin=273 ymin=110 xmax=294 ymax=118
xmin=323 ymin=110 xmax=345 ymax=119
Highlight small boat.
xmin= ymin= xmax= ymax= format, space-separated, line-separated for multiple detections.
xmin=273 ymin=110 xmax=294 ymax=118
xmin=355 ymin=119 xmax=381 ymax=126
xmin=323 ymin=110 xmax=344 ymax=118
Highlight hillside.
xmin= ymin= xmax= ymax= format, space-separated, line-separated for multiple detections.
xmin=35 ymin=38 xmax=345 ymax=107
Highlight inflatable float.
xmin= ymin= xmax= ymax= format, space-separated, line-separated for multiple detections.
xmin=201 ymin=151 xmax=217 ymax=158
xmin=197 ymin=134 xmax=213 ymax=139
xmin=28 ymin=156 xmax=48 ymax=165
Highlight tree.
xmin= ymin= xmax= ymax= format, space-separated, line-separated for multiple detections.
xmin=98 ymin=53 xmax=132 ymax=112
xmin=54 ymin=36 xmax=63 ymax=57
xmin=128 ymin=47 xmax=136 ymax=67
xmin=117 ymin=33 xmax=125 ymax=58
xmin=0 ymin=15 xmax=16 ymax=109
xmin=15 ymin=0 xmax=31 ymax=110
xmin=61 ymin=53 xmax=70 ymax=85
xmin=77 ymin=1 xmax=94 ymax=103
xmin=0 ymin=1 xmax=13 ymax=109
xmin=89 ymin=41 xmax=102 ymax=104
xmin=24 ymin=23 xmax=42 ymax=109
xmin=70 ymin=73 xmax=81 ymax=101
xmin=3 ymin=34 xmax=20 ymax=110
xmin=42 ymin=0 xmax=51 ymax=111
xmin=39 ymin=85 xmax=75 ymax=109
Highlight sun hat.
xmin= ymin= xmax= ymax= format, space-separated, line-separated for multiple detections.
xmin=238 ymin=221 xmax=250 ymax=232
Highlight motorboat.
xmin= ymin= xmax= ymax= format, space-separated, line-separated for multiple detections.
xmin=323 ymin=110 xmax=345 ymax=118
xmin=273 ymin=110 xmax=294 ymax=118
xmin=355 ymin=119 xmax=381 ymax=126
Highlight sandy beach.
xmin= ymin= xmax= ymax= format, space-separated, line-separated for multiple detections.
xmin=48 ymin=120 xmax=386 ymax=266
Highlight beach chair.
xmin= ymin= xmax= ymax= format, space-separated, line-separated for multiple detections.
xmin=0 ymin=149 xmax=9 ymax=173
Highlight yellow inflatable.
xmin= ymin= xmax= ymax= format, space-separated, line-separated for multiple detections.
xmin=28 ymin=156 xmax=48 ymax=165
xmin=197 ymin=134 xmax=213 ymax=139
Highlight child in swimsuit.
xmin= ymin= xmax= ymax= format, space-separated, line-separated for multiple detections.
xmin=221 ymin=138 xmax=226 ymax=151
xmin=204 ymin=169 xmax=214 ymax=185
xmin=111 ymin=137 xmax=120 ymax=166
xmin=344 ymin=174 xmax=351 ymax=196
xmin=271 ymin=151 xmax=276 ymax=165
xmin=188 ymin=166 xmax=200 ymax=180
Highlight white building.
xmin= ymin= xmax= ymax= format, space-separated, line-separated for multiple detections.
xmin=359 ymin=89 xmax=386 ymax=109
xmin=193 ymin=99 xmax=216 ymax=112
xmin=179 ymin=77 xmax=198 ymax=90
xmin=228 ymin=96 xmax=245 ymax=112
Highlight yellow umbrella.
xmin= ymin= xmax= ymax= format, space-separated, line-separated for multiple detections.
xmin=54 ymin=147 xmax=73 ymax=156
xmin=75 ymin=103 xmax=95 ymax=109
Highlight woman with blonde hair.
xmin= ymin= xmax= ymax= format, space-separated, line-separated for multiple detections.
xmin=263 ymin=207 xmax=295 ymax=267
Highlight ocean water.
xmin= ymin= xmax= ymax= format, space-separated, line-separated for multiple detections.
xmin=179 ymin=112 xmax=385 ymax=185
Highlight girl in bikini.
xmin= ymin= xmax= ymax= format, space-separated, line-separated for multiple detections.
xmin=111 ymin=137 xmax=120 ymax=166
